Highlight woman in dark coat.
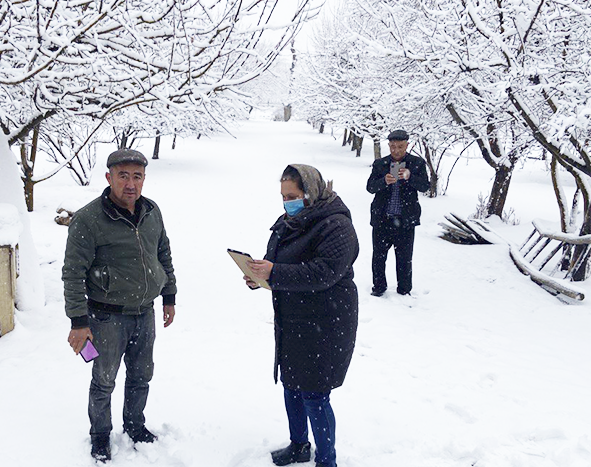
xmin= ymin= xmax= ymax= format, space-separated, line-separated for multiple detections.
xmin=245 ymin=164 xmax=359 ymax=467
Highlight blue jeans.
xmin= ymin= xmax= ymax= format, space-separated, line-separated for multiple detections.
xmin=88 ymin=308 xmax=155 ymax=440
xmin=284 ymin=387 xmax=337 ymax=467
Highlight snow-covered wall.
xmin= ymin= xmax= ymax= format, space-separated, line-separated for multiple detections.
xmin=0 ymin=203 xmax=21 ymax=247
xmin=0 ymin=133 xmax=44 ymax=311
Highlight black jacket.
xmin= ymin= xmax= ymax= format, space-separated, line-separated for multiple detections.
xmin=366 ymin=153 xmax=429 ymax=228
xmin=265 ymin=196 xmax=359 ymax=392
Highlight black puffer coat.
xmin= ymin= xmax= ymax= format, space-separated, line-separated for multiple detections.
xmin=265 ymin=196 xmax=359 ymax=393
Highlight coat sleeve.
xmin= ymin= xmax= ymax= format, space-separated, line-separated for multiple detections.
xmin=366 ymin=160 xmax=389 ymax=194
xmin=268 ymin=216 xmax=358 ymax=293
xmin=62 ymin=214 xmax=96 ymax=325
xmin=156 ymin=209 xmax=177 ymax=297
xmin=408 ymin=157 xmax=430 ymax=193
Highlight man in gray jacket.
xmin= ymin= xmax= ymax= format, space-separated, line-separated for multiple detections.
xmin=63 ymin=149 xmax=177 ymax=463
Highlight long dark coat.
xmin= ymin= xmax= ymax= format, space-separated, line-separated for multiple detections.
xmin=265 ymin=196 xmax=359 ymax=393
xmin=366 ymin=153 xmax=430 ymax=228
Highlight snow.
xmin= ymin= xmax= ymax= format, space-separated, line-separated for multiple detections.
xmin=57 ymin=199 xmax=84 ymax=214
xmin=0 ymin=134 xmax=44 ymax=311
xmin=0 ymin=203 xmax=22 ymax=247
xmin=0 ymin=114 xmax=589 ymax=467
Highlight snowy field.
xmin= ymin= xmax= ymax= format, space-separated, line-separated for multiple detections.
xmin=0 ymin=112 xmax=590 ymax=467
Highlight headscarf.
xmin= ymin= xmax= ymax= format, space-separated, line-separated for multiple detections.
xmin=287 ymin=164 xmax=337 ymax=206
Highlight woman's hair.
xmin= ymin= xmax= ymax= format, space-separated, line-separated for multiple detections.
xmin=280 ymin=165 xmax=305 ymax=192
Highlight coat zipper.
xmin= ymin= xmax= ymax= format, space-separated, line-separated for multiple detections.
xmin=136 ymin=227 xmax=149 ymax=305
xmin=108 ymin=210 xmax=150 ymax=307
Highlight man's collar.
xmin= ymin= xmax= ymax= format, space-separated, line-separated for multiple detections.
xmin=101 ymin=187 xmax=146 ymax=220
xmin=390 ymin=153 xmax=407 ymax=162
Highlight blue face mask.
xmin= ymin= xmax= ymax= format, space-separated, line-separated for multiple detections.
xmin=284 ymin=198 xmax=305 ymax=216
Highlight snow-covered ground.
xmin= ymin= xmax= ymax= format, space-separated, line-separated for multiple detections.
xmin=0 ymin=113 xmax=589 ymax=467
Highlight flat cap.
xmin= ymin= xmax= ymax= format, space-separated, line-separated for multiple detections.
xmin=106 ymin=149 xmax=148 ymax=168
xmin=387 ymin=129 xmax=409 ymax=141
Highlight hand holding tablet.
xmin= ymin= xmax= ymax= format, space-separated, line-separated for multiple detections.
xmin=227 ymin=249 xmax=271 ymax=290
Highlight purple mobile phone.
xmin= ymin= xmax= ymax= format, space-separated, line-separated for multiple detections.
xmin=80 ymin=339 xmax=99 ymax=363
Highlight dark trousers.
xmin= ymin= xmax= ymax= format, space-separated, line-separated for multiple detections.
xmin=88 ymin=308 xmax=155 ymax=441
xmin=284 ymin=387 xmax=337 ymax=467
xmin=372 ymin=219 xmax=415 ymax=294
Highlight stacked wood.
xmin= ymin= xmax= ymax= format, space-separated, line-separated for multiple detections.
xmin=439 ymin=213 xmax=493 ymax=244
xmin=54 ymin=201 xmax=82 ymax=226
xmin=55 ymin=207 xmax=74 ymax=226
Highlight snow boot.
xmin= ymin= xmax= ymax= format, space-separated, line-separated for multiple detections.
xmin=371 ymin=286 xmax=386 ymax=297
xmin=91 ymin=435 xmax=111 ymax=463
xmin=271 ymin=441 xmax=311 ymax=466
xmin=128 ymin=426 xmax=158 ymax=444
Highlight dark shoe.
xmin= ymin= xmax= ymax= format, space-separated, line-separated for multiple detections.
xmin=128 ymin=426 xmax=158 ymax=444
xmin=371 ymin=289 xmax=385 ymax=297
xmin=91 ymin=435 xmax=111 ymax=463
xmin=271 ymin=441 xmax=311 ymax=466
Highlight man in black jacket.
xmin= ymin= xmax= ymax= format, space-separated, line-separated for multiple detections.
xmin=366 ymin=130 xmax=429 ymax=297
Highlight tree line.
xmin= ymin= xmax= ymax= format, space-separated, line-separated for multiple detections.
xmin=292 ymin=0 xmax=591 ymax=279
xmin=0 ymin=0 xmax=321 ymax=210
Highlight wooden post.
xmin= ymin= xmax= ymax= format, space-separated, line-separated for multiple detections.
xmin=0 ymin=245 xmax=16 ymax=336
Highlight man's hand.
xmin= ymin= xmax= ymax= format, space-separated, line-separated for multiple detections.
xmin=386 ymin=169 xmax=410 ymax=185
xmin=399 ymin=168 xmax=411 ymax=180
xmin=163 ymin=304 xmax=175 ymax=327
xmin=68 ymin=327 xmax=93 ymax=355
xmin=385 ymin=173 xmax=397 ymax=185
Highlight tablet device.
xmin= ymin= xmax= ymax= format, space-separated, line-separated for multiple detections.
xmin=227 ymin=249 xmax=271 ymax=290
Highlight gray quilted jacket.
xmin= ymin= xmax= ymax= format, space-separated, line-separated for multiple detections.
xmin=62 ymin=187 xmax=176 ymax=327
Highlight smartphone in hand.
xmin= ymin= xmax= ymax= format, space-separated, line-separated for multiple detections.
xmin=390 ymin=162 xmax=406 ymax=180
xmin=80 ymin=339 xmax=99 ymax=363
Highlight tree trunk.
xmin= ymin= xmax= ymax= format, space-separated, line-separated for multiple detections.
xmin=446 ymin=103 xmax=517 ymax=218
xmin=119 ymin=130 xmax=128 ymax=149
xmin=351 ymin=133 xmax=358 ymax=152
xmin=486 ymin=164 xmax=513 ymax=218
xmin=319 ymin=123 xmax=324 ymax=134
xmin=422 ymin=140 xmax=438 ymax=198
xmin=347 ymin=130 xmax=354 ymax=145
xmin=172 ymin=134 xmax=177 ymax=150
xmin=572 ymin=210 xmax=591 ymax=281
xmin=284 ymin=40 xmax=296 ymax=123
xmin=569 ymin=180 xmax=591 ymax=281
xmin=153 ymin=132 xmax=161 ymax=160
xmin=373 ymin=138 xmax=381 ymax=160
xmin=352 ymin=135 xmax=363 ymax=157
xmin=23 ymin=178 xmax=35 ymax=212
xmin=342 ymin=129 xmax=348 ymax=147
xmin=20 ymin=126 xmax=39 ymax=212
xmin=551 ymin=155 xmax=568 ymax=232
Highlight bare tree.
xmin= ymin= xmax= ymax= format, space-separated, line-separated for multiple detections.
xmin=1 ymin=0 xmax=322 ymax=209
